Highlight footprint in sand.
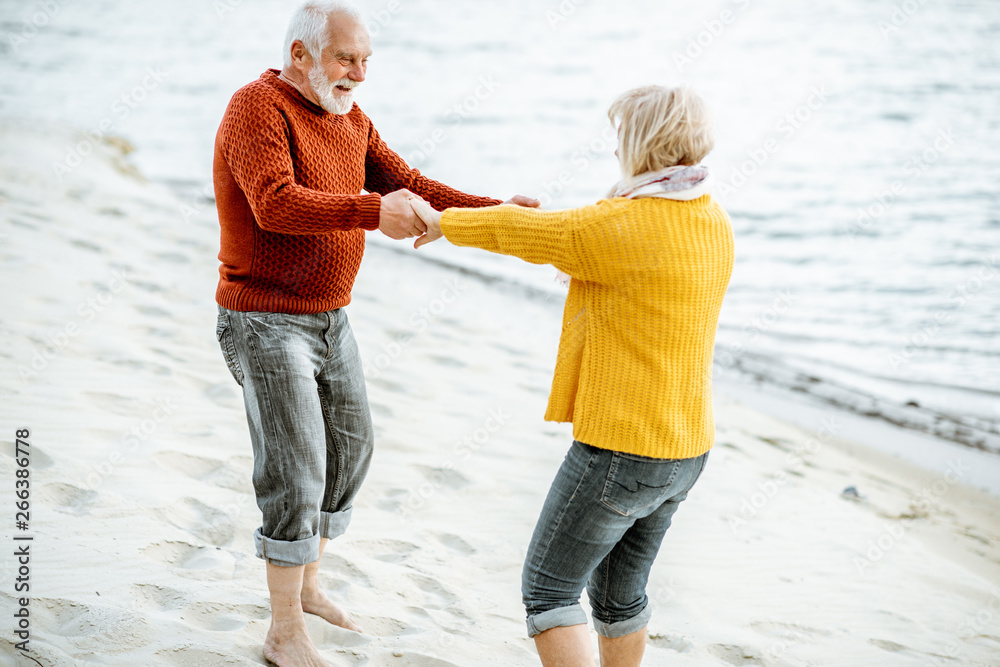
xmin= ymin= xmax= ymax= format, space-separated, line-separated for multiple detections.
xmin=357 ymin=651 xmax=462 ymax=667
xmin=152 ymin=451 xmax=224 ymax=481
xmin=433 ymin=532 xmax=476 ymax=556
xmin=404 ymin=573 xmax=462 ymax=614
xmin=351 ymin=614 xmax=411 ymax=638
xmin=133 ymin=583 xmax=268 ymax=633
xmin=141 ymin=539 xmax=237 ymax=575
xmin=375 ymin=486 xmax=412 ymax=513
xmin=705 ymin=643 xmax=763 ymax=665
xmin=36 ymin=596 xmax=154 ymax=648
xmin=33 ymin=598 xmax=93 ymax=636
xmin=0 ymin=636 xmax=77 ymax=665
xmin=350 ymin=537 xmax=421 ymax=564
xmin=81 ymin=391 xmax=144 ymax=416
xmin=36 ymin=482 xmax=97 ymax=515
xmin=155 ymin=497 xmax=237 ymax=547
xmin=411 ymin=464 xmax=471 ymax=492
xmin=154 ymin=645 xmax=260 ymax=666
xmin=305 ymin=615 xmax=371 ymax=648
xmin=318 ymin=552 xmax=374 ymax=588
xmin=188 ymin=600 xmax=270 ymax=632
xmin=750 ymin=620 xmax=827 ymax=642
xmin=6 ymin=442 xmax=53 ymax=469
xmin=152 ymin=451 xmax=252 ymax=493
xmin=647 ymin=633 xmax=694 ymax=653
xmin=131 ymin=583 xmax=188 ymax=613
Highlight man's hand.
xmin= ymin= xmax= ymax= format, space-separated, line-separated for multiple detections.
xmin=504 ymin=194 xmax=541 ymax=208
xmin=410 ymin=199 xmax=444 ymax=249
xmin=379 ymin=189 xmax=429 ymax=240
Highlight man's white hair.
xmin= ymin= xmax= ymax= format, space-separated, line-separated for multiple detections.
xmin=283 ymin=2 xmax=362 ymax=68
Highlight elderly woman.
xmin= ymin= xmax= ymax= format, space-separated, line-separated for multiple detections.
xmin=411 ymin=85 xmax=734 ymax=667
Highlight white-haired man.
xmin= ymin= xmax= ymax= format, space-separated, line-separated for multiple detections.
xmin=213 ymin=2 xmax=538 ymax=664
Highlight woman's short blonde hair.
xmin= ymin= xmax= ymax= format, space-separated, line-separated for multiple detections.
xmin=609 ymin=85 xmax=714 ymax=179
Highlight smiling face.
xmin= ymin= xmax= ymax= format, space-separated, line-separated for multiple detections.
xmin=292 ymin=11 xmax=371 ymax=114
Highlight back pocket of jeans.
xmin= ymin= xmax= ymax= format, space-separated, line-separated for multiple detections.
xmin=600 ymin=453 xmax=680 ymax=517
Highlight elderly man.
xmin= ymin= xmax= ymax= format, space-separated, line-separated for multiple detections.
xmin=213 ymin=2 xmax=536 ymax=664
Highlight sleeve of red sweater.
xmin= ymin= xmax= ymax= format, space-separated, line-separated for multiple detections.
xmin=220 ymin=89 xmax=382 ymax=234
xmin=363 ymin=123 xmax=503 ymax=211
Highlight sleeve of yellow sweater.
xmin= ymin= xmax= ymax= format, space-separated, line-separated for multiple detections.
xmin=440 ymin=200 xmax=620 ymax=281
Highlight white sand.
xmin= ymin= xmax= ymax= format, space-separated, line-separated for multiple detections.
xmin=2 ymin=121 xmax=999 ymax=666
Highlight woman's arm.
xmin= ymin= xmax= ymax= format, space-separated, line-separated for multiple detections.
xmin=410 ymin=198 xmax=629 ymax=282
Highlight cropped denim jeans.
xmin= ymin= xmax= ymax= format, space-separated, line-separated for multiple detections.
xmin=522 ymin=441 xmax=709 ymax=638
xmin=216 ymin=306 xmax=374 ymax=567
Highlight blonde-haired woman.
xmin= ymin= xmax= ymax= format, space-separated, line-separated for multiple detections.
xmin=411 ymin=86 xmax=733 ymax=667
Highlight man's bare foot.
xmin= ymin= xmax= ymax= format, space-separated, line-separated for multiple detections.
xmin=263 ymin=620 xmax=329 ymax=667
xmin=300 ymin=589 xmax=363 ymax=632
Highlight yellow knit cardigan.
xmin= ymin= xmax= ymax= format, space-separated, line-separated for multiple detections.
xmin=440 ymin=195 xmax=734 ymax=460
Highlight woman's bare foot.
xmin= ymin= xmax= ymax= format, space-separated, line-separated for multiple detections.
xmin=263 ymin=619 xmax=329 ymax=666
xmin=300 ymin=589 xmax=363 ymax=632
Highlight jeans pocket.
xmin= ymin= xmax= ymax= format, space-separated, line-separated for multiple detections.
xmin=600 ymin=453 xmax=680 ymax=517
xmin=216 ymin=312 xmax=244 ymax=386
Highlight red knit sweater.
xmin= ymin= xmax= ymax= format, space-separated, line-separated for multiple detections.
xmin=214 ymin=69 xmax=502 ymax=313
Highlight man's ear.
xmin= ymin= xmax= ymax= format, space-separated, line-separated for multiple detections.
xmin=289 ymin=40 xmax=312 ymax=69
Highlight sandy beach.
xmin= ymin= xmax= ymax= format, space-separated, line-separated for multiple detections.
xmin=2 ymin=121 xmax=1000 ymax=666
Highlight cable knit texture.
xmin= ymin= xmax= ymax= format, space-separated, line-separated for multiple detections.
xmin=214 ymin=69 xmax=502 ymax=313
xmin=441 ymin=196 xmax=734 ymax=459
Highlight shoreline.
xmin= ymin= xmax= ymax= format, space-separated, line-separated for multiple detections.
xmin=715 ymin=376 xmax=1000 ymax=497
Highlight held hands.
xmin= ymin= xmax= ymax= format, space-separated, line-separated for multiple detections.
xmin=378 ymin=189 xmax=429 ymax=240
xmin=409 ymin=199 xmax=442 ymax=249
xmin=409 ymin=194 xmax=542 ymax=249
xmin=503 ymin=195 xmax=541 ymax=208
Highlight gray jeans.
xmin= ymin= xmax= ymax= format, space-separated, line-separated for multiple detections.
xmin=522 ymin=441 xmax=709 ymax=638
xmin=216 ymin=306 xmax=374 ymax=567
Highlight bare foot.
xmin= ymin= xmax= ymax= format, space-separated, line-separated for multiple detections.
xmin=263 ymin=620 xmax=329 ymax=666
xmin=300 ymin=589 xmax=363 ymax=632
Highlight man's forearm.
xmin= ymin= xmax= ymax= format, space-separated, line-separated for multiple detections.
xmin=386 ymin=170 xmax=500 ymax=212
xmin=249 ymin=180 xmax=382 ymax=234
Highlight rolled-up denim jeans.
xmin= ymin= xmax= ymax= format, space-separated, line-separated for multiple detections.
xmin=216 ymin=306 xmax=374 ymax=567
xmin=522 ymin=441 xmax=709 ymax=638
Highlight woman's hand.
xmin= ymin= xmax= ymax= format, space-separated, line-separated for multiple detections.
xmin=410 ymin=199 xmax=444 ymax=249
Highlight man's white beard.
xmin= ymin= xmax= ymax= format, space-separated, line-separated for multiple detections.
xmin=308 ymin=65 xmax=357 ymax=115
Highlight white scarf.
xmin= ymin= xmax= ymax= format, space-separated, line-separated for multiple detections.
xmin=554 ymin=165 xmax=712 ymax=286
xmin=610 ymin=164 xmax=712 ymax=200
